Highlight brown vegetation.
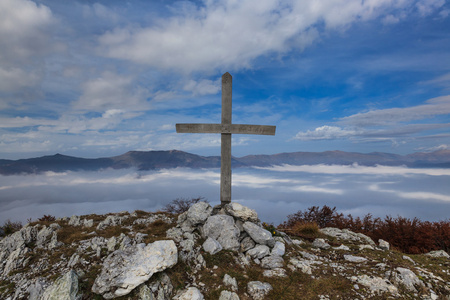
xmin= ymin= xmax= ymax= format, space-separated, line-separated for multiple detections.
xmin=279 ymin=205 xmax=450 ymax=254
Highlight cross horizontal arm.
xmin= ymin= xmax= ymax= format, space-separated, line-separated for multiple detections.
xmin=176 ymin=123 xmax=276 ymax=135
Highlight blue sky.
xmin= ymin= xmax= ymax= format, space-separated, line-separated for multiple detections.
xmin=1 ymin=0 xmax=450 ymax=159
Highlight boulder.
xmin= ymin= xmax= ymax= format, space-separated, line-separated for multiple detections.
xmin=41 ymin=270 xmax=80 ymax=300
xmin=240 ymin=236 xmax=256 ymax=252
xmin=224 ymin=203 xmax=258 ymax=222
xmin=247 ymin=281 xmax=273 ymax=300
xmin=350 ymin=275 xmax=398 ymax=295
xmin=242 ymin=222 xmax=275 ymax=247
xmin=263 ymin=267 xmax=287 ymax=277
xmin=203 ymin=215 xmax=240 ymax=251
xmin=92 ymin=240 xmax=177 ymax=299
xmin=425 ymin=250 xmax=449 ymax=258
xmin=312 ymin=238 xmax=330 ymax=250
xmin=320 ymin=227 xmax=375 ymax=246
xmin=378 ymin=239 xmax=390 ymax=250
xmin=394 ymin=267 xmax=424 ymax=293
xmin=219 ymin=290 xmax=240 ymax=300
xmin=271 ymin=241 xmax=285 ymax=256
xmin=186 ymin=202 xmax=213 ymax=225
xmin=344 ymin=255 xmax=367 ymax=263
xmin=223 ymin=274 xmax=238 ymax=291
xmin=260 ymin=255 xmax=284 ymax=269
xmin=246 ymin=245 xmax=270 ymax=259
xmin=173 ymin=287 xmax=204 ymax=300
xmin=202 ymin=237 xmax=223 ymax=255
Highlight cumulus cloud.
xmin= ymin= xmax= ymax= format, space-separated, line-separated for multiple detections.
xmin=97 ymin=0 xmax=421 ymax=73
xmin=0 ymin=0 xmax=56 ymax=94
xmin=294 ymin=125 xmax=358 ymax=140
xmin=74 ymin=71 xmax=150 ymax=112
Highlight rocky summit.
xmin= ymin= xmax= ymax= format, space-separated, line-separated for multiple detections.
xmin=0 ymin=202 xmax=449 ymax=299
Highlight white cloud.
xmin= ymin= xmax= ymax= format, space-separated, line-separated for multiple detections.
xmin=294 ymin=125 xmax=358 ymax=140
xmin=97 ymin=0 xmax=417 ymax=73
xmin=416 ymin=0 xmax=445 ymax=16
xmin=0 ymin=0 xmax=54 ymax=65
xmin=340 ymin=95 xmax=450 ymax=127
xmin=257 ymin=164 xmax=450 ymax=176
xmin=183 ymin=79 xmax=220 ymax=96
xmin=74 ymin=71 xmax=150 ymax=112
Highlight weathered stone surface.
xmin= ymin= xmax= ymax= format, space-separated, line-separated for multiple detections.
xmin=247 ymin=281 xmax=273 ymax=300
xmin=289 ymin=257 xmax=312 ymax=274
xmin=312 ymin=238 xmax=331 ymax=250
xmin=92 ymin=240 xmax=177 ymax=299
xmin=240 ymin=236 xmax=255 ymax=252
xmin=27 ymin=278 xmax=46 ymax=300
xmin=344 ymin=255 xmax=367 ymax=263
xmin=359 ymin=244 xmax=375 ymax=251
xmin=41 ymin=270 xmax=80 ymax=300
xmin=203 ymin=215 xmax=240 ymax=251
xmin=263 ymin=267 xmax=287 ymax=277
xmin=246 ymin=245 xmax=270 ymax=259
xmin=219 ymin=290 xmax=240 ymax=300
xmin=393 ymin=267 xmax=424 ymax=292
xmin=350 ymin=275 xmax=398 ymax=295
xmin=187 ymin=201 xmax=213 ymax=225
xmin=223 ymin=274 xmax=238 ymax=291
xmin=425 ymin=250 xmax=449 ymax=258
xmin=320 ymin=227 xmax=375 ymax=245
xmin=260 ymin=255 xmax=284 ymax=269
xmin=68 ymin=215 xmax=81 ymax=226
xmin=203 ymin=237 xmax=223 ymax=255
xmin=97 ymin=215 xmax=127 ymax=230
xmin=146 ymin=272 xmax=173 ymax=300
xmin=242 ymin=222 xmax=275 ymax=247
xmin=173 ymin=287 xmax=204 ymax=300
xmin=166 ymin=227 xmax=184 ymax=242
xmin=378 ymin=239 xmax=389 ymax=251
xmin=224 ymin=203 xmax=258 ymax=222
xmin=271 ymin=241 xmax=285 ymax=256
xmin=333 ymin=244 xmax=350 ymax=251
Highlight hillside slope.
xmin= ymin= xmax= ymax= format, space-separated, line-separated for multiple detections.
xmin=0 ymin=203 xmax=449 ymax=299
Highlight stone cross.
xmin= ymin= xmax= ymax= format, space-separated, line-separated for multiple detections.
xmin=176 ymin=72 xmax=276 ymax=205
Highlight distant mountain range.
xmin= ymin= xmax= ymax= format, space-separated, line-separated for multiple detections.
xmin=1 ymin=149 xmax=450 ymax=175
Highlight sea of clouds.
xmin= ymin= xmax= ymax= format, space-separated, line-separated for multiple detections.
xmin=1 ymin=164 xmax=449 ymax=225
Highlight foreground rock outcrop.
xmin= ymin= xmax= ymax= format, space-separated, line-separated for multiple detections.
xmin=0 ymin=203 xmax=449 ymax=299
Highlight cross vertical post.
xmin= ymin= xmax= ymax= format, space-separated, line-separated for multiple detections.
xmin=176 ymin=72 xmax=276 ymax=206
xmin=221 ymin=73 xmax=232 ymax=204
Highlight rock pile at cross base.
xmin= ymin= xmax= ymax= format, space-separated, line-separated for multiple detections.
xmin=0 ymin=202 xmax=449 ymax=299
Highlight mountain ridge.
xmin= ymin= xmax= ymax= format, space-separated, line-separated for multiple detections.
xmin=1 ymin=149 xmax=450 ymax=175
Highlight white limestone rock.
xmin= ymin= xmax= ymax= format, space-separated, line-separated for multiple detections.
xmin=187 ymin=201 xmax=213 ymax=225
xmin=320 ymin=227 xmax=375 ymax=246
xmin=242 ymin=222 xmax=275 ymax=248
xmin=246 ymin=245 xmax=270 ymax=259
xmin=223 ymin=274 xmax=238 ymax=291
xmin=41 ymin=270 xmax=80 ymax=300
xmin=312 ymin=238 xmax=331 ymax=250
xmin=91 ymin=240 xmax=177 ymax=299
xmin=271 ymin=241 xmax=285 ymax=256
xmin=378 ymin=239 xmax=390 ymax=251
xmin=240 ymin=236 xmax=256 ymax=252
xmin=224 ymin=202 xmax=258 ymax=222
xmin=202 ymin=237 xmax=223 ymax=255
xmin=350 ymin=275 xmax=398 ymax=295
xmin=173 ymin=287 xmax=204 ymax=300
xmin=203 ymin=215 xmax=240 ymax=251
xmin=393 ymin=267 xmax=425 ymax=293
xmin=425 ymin=250 xmax=449 ymax=258
xmin=219 ymin=290 xmax=240 ymax=300
xmin=263 ymin=267 xmax=287 ymax=277
xmin=289 ymin=257 xmax=312 ymax=275
xmin=344 ymin=255 xmax=368 ymax=263
xmin=247 ymin=281 xmax=273 ymax=300
xmin=260 ymin=255 xmax=284 ymax=269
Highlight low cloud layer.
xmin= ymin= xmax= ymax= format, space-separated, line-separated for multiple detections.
xmin=1 ymin=165 xmax=449 ymax=225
